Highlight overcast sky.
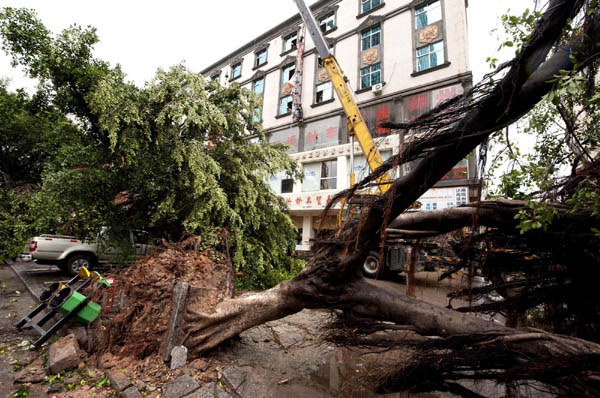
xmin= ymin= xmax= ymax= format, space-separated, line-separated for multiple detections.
xmin=0 ymin=0 xmax=530 ymax=92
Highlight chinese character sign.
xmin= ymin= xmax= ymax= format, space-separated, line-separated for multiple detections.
xmin=359 ymin=101 xmax=394 ymax=138
xmin=431 ymin=84 xmax=464 ymax=107
xmin=303 ymin=116 xmax=340 ymax=151
xmin=440 ymin=159 xmax=469 ymax=181
xmin=270 ymin=127 xmax=299 ymax=152
xmin=375 ymin=105 xmax=391 ymax=135
xmin=407 ymin=93 xmax=429 ymax=122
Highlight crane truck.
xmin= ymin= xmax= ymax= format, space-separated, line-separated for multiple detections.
xmin=292 ymin=0 xmax=453 ymax=278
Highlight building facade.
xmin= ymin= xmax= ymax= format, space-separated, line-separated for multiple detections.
xmin=202 ymin=0 xmax=477 ymax=251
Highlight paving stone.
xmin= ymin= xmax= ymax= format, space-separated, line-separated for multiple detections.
xmin=189 ymin=358 xmax=208 ymax=371
xmin=106 ymin=369 xmax=133 ymax=392
xmin=186 ymin=382 xmax=232 ymax=398
xmin=162 ymin=375 xmax=200 ymax=398
xmin=170 ymin=345 xmax=188 ymax=369
xmin=118 ymin=386 xmax=143 ymax=398
xmin=134 ymin=379 xmax=146 ymax=391
xmin=15 ymin=358 xmax=46 ymax=383
xmin=48 ymin=334 xmax=80 ymax=374
xmin=271 ymin=324 xmax=304 ymax=348
xmin=221 ymin=366 xmax=247 ymax=393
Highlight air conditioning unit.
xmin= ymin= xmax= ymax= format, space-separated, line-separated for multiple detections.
xmin=372 ymin=83 xmax=383 ymax=95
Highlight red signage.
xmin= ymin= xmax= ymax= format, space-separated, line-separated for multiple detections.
xmin=375 ymin=105 xmax=391 ymax=135
xmin=408 ymin=93 xmax=429 ymax=122
xmin=441 ymin=166 xmax=468 ymax=181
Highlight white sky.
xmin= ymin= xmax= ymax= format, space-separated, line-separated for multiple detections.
xmin=0 ymin=0 xmax=529 ymax=92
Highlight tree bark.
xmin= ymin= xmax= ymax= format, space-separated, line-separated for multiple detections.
xmin=386 ymin=200 xmax=598 ymax=237
xmin=183 ymin=1 xmax=600 ymax=394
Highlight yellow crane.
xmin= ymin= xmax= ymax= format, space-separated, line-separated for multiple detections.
xmin=293 ymin=0 xmax=392 ymax=196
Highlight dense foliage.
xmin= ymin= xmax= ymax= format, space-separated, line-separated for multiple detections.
xmin=0 ymin=8 xmax=303 ymax=288
xmin=0 ymin=81 xmax=81 ymax=260
xmin=485 ymin=5 xmax=600 ymax=233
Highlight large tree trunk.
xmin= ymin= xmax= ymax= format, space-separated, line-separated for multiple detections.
xmin=184 ymin=1 xmax=600 ymax=394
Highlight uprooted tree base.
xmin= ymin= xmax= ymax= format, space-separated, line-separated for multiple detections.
xmin=179 ymin=1 xmax=600 ymax=396
xmin=74 ymin=2 xmax=600 ymax=395
xmin=85 ymin=237 xmax=233 ymax=363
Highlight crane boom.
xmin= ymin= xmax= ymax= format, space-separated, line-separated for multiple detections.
xmin=293 ymin=0 xmax=331 ymax=59
xmin=292 ymin=0 xmax=391 ymax=194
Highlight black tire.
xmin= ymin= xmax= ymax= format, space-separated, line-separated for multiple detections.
xmin=62 ymin=254 xmax=93 ymax=276
xmin=362 ymin=251 xmax=384 ymax=278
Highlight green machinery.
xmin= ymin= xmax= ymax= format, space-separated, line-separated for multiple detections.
xmin=15 ymin=267 xmax=111 ymax=348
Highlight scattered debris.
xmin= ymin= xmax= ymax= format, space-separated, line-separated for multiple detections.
xmin=14 ymin=358 xmax=46 ymax=383
xmin=86 ymin=238 xmax=232 ymax=366
xmin=48 ymin=334 xmax=81 ymax=374
xmin=118 ymin=385 xmax=143 ymax=398
xmin=106 ymin=369 xmax=133 ymax=392
xmin=170 ymin=345 xmax=188 ymax=370
xmin=162 ymin=375 xmax=200 ymax=398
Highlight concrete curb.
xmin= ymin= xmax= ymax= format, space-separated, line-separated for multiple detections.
xmin=7 ymin=259 xmax=39 ymax=300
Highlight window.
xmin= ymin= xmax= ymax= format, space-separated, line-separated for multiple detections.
xmin=416 ymin=41 xmax=444 ymax=71
xmin=360 ymin=63 xmax=381 ymax=89
xmin=252 ymin=107 xmax=262 ymax=123
xmin=315 ymin=81 xmax=333 ymax=103
xmin=348 ymin=152 xmax=391 ymax=182
xmin=211 ymin=74 xmax=220 ymax=83
xmin=279 ymin=64 xmax=295 ymax=115
xmin=231 ymin=63 xmax=242 ymax=80
xmin=269 ymin=172 xmax=294 ymax=194
xmin=282 ymin=64 xmax=295 ymax=84
xmin=320 ymin=160 xmax=337 ymax=190
xmin=361 ymin=25 xmax=381 ymax=51
xmin=283 ymin=32 xmax=298 ymax=53
xmin=302 ymin=161 xmax=337 ymax=191
xmin=319 ymin=13 xmax=335 ymax=33
xmin=415 ymin=1 xmax=442 ymax=29
xmin=281 ymin=178 xmax=293 ymax=193
xmin=255 ymin=48 xmax=267 ymax=68
xmin=361 ymin=0 xmax=381 ymax=14
xmin=133 ymin=230 xmax=148 ymax=245
xmin=251 ymin=78 xmax=264 ymax=123
xmin=279 ymin=96 xmax=293 ymax=115
xmin=252 ymin=77 xmax=264 ymax=95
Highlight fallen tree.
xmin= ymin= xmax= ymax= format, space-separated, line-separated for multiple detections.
xmin=182 ymin=1 xmax=600 ymax=395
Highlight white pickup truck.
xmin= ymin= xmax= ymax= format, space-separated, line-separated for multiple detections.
xmin=20 ymin=228 xmax=151 ymax=276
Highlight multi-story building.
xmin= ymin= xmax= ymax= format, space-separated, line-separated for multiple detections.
xmin=202 ymin=0 xmax=477 ymax=251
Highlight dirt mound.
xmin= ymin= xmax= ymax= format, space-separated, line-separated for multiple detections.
xmin=87 ymin=237 xmax=233 ymax=361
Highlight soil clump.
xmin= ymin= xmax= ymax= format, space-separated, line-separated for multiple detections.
xmin=85 ymin=237 xmax=233 ymax=379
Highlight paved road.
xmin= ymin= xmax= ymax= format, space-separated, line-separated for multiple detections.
xmin=370 ymin=270 xmax=487 ymax=308
xmin=10 ymin=258 xmax=494 ymax=314
xmin=8 ymin=260 xmax=68 ymax=299
xmin=8 ymin=259 xmax=121 ymax=300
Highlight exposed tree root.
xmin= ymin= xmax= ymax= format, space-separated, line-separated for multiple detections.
xmin=180 ymin=2 xmax=600 ymax=395
xmin=377 ymin=332 xmax=600 ymax=397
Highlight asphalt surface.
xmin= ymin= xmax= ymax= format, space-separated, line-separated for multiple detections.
xmin=370 ymin=271 xmax=487 ymax=308
xmin=9 ymin=258 xmax=492 ymax=312
xmin=8 ymin=260 xmax=68 ymax=300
